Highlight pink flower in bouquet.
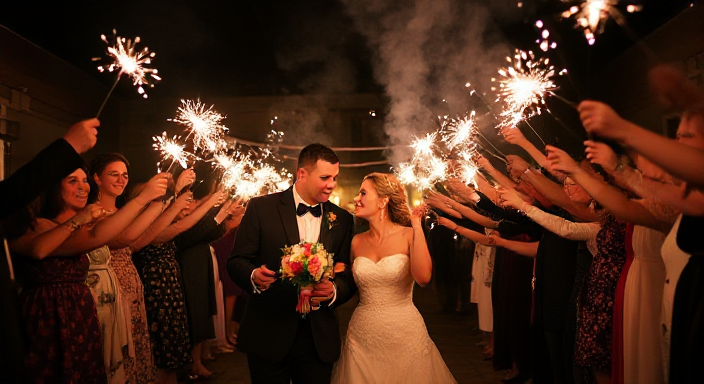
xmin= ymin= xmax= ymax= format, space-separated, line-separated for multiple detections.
xmin=290 ymin=260 xmax=304 ymax=275
xmin=307 ymin=256 xmax=322 ymax=279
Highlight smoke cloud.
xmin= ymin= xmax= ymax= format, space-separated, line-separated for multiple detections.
xmin=339 ymin=0 xmax=511 ymax=162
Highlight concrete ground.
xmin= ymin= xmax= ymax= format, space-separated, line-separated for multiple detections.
xmin=187 ymin=285 xmax=506 ymax=383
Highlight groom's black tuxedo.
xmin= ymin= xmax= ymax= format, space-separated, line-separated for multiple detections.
xmin=227 ymin=187 xmax=356 ymax=369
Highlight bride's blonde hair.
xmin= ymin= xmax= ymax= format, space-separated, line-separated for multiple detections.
xmin=363 ymin=173 xmax=412 ymax=227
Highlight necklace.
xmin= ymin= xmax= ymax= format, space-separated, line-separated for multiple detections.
xmin=367 ymin=224 xmax=396 ymax=246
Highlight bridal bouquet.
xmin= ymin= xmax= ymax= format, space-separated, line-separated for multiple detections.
xmin=280 ymin=242 xmax=334 ymax=316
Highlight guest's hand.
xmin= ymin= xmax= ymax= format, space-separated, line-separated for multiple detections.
xmin=253 ymin=265 xmax=277 ymax=290
xmin=500 ymin=127 xmax=527 ymax=145
xmin=175 ymin=168 xmax=196 ymax=194
xmin=497 ymin=187 xmax=529 ymax=211
xmin=546 ymin=146 xmax=580 ymax=175
xmin=584 ymin=140 xmax=619 ymax=173
xmin=477 ymin=156 xmax=492 ymax=170
xmin=64 ymin=118 xmax=99 ymax=154
xmin=73 ymin=203 xmax=105 ymax=227
xmin=136 ymin=173 xmax=170 ymax=204
xmin=310 ymin=279 xmax=335 ymax=309
xmin=489 ymin=234 xmax=503 ymax=247
xmin=424 ymin=191 xmax=454 ymax=211
xmin=437 ymin=217 xmax=458 ymax=231
xmin=578 ymin=101 xmax=634 ymax=143
xmin=173 ymin=191 xmax=193 ymax=211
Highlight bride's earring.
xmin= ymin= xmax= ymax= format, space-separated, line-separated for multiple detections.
xmin=97 ymin=190 xmax=102 ymax=202
xmin=380 ymin=204 xmax=386 ymax=221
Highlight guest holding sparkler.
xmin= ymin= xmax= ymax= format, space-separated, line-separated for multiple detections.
xmin=501 ymin=126 xmax=596 ymax=384
xmin=7 ymin=165 xmax=168 ymax=383
xmin=577 ymin=94 xmax=704 ymax=384
xmin=0 ymin=118 xmax=99 ymax=383
xmin=175 ymin=168 xmax=245 ymax=379
xmin=526 ymin=147 xmax=627 ymax=384
xmin=87 ymin=154 xmax=194 ymax=383
xmin=445 ymin=167 xmax=541 ymax=383
xmin=131 ymin=174 xmax=240 ymax=384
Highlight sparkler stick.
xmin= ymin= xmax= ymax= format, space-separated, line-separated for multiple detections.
xmin=93 ymin=30 xmax=160 ymax=118
xmin=548 ymin=92 xmax=578 ymax=109
xmin=474 ymin=130 xmax=507 ymax=159
xmin=96 ymin=77 xmax=121 ymax=118
xmin=523 ymin=119 xmax=547 ymax=147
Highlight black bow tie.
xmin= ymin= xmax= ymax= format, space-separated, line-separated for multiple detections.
xmin=297 ymin=203 xmax=322 ymax=218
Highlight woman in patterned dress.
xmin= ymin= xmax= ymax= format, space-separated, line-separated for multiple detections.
xmin=87 ymin=154 xmax=198 ymax=383
xmin=7 ymin=167 xmax=168 ymax=383
xmin=132 ymin=183 xmax=240 ymax=384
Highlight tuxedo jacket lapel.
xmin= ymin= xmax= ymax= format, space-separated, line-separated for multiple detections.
xmin=278 ymin=188 xmax=300 ymax=247
xmin=318 ymin=202 xmax=333 ymax=251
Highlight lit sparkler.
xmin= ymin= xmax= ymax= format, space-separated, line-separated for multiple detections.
xmin=93 ymin=30 xmax=160 ymax=117
xmin=440 ymin=111 xmax=478 ymax=152
xmin=169 ymin=100 xmax=229 ymax=154
xmin=455 ymin=150 xmax=480 ymax=188
xmin=494 ymin=49 xmax=558 ymax=129
xmin=213 ymin=152 xmax=292 ymax=200
xmin=561 ymin=0 xmax=641 ymax=45
xmin=396 ymin=133 xmax=448 ymax=191
xmin=152 ymin=132 xmax=197 ymax=171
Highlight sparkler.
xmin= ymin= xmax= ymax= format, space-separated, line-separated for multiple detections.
xmin=396 ymin=133 xmax=448 ymax=191
xmin=93 ymin=30 xmax=160 ymax=117
xmin=169 ymin=100 xmax=229 ymax=154
xmin=494 ymin=50 xmax=558 ymax=129
xmin=455 ymin=150 xmax=480 ymax=188
xmin=213 ymin=152 xmax=292 ymax=201
xmin=152 ymin=132 xmax=197 ymax=172
xmin=440 ymin=111 xmax=478 ymax=152
xmin=561 ymin=0 xmax=641 ymax=45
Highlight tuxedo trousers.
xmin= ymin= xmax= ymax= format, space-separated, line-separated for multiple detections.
xmin=247 ymin=318 xmax=333 ymax=384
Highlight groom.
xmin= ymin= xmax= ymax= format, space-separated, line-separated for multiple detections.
xmin=227 ymin=143 xmax=357 ymax=384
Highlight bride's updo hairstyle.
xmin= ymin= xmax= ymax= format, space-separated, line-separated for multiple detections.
xmin=363 ymin=173 xmax=412 ymax=227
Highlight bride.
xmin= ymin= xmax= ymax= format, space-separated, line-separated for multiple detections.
xmin=330 ymin=173 xmax=457 ymax=384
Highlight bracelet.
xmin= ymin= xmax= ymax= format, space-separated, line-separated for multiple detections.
xmin=65 ymin=219 xmax=82 ymax=231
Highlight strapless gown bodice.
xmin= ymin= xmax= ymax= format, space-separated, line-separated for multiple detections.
xmin=331 ymin=254 xmax=456 ymax=384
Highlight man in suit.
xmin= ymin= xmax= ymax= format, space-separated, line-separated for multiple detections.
xmin=227 ymin=143 xmax=357 ymax=384
xmin=0 ymin=118 xmax=100 ymax=383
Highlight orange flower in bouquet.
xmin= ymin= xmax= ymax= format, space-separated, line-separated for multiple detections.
xmin=280 ymin=242 xmax=334 ymax=316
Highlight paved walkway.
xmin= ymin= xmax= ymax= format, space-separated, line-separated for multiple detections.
xmin=192 ymin=285 xmax=505 ymax=383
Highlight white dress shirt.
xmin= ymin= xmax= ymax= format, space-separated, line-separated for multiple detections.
xmin=292 ymin=183 xmax=323 ymax=243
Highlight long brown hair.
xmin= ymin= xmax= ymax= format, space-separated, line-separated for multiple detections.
xmin=362 ymin=173 xmax=412 ymax=227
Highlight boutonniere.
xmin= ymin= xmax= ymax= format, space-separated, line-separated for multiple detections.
xmin=326 ymin=212 xmax=339 ymax=230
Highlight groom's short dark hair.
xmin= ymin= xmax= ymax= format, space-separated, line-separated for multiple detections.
xmin=298 ymin=143 xmax=339 ymax=170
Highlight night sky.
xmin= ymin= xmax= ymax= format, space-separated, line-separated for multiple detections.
xmin=0 ymin=0 xmax=694 ymax=100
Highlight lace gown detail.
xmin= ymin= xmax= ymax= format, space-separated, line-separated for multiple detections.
xmin=331 ymin=254 xmax=456 ymax=384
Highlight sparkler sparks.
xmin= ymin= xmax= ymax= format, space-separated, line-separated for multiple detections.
xmin=396 ymin=133 xmax=448 ymax=191
xmin=494 ymin=50 xmax=559 ymax=129
xmin=440 ymin=112 xmax=478 ymax=152
xmin=94 ymin=30 xmax=160 ymax=98
xmin=561 ymin=0 xmax=641 ymax=45
xmin=212 ymin=152 xmax=292 ymax=200
xmin=152 ymin=132 xmax=197 ymax=171
xmin=455 ymin=150 xmax=480 ymax=188
xmin=169 ymin=100 xmax=229 ymax=154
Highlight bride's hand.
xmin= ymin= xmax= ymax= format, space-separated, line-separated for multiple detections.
xmin=410 ymin=204 xmax=428 ymax=227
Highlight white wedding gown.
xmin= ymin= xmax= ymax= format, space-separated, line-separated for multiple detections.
xmin=331 ymin=254 xmax=457 ymax=384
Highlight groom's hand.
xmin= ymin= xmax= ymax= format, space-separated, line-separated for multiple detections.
xmin=310 ymin=279 xmax=335 ymax=309
xmin=253 ymin=265 xmax=277 ymax=290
